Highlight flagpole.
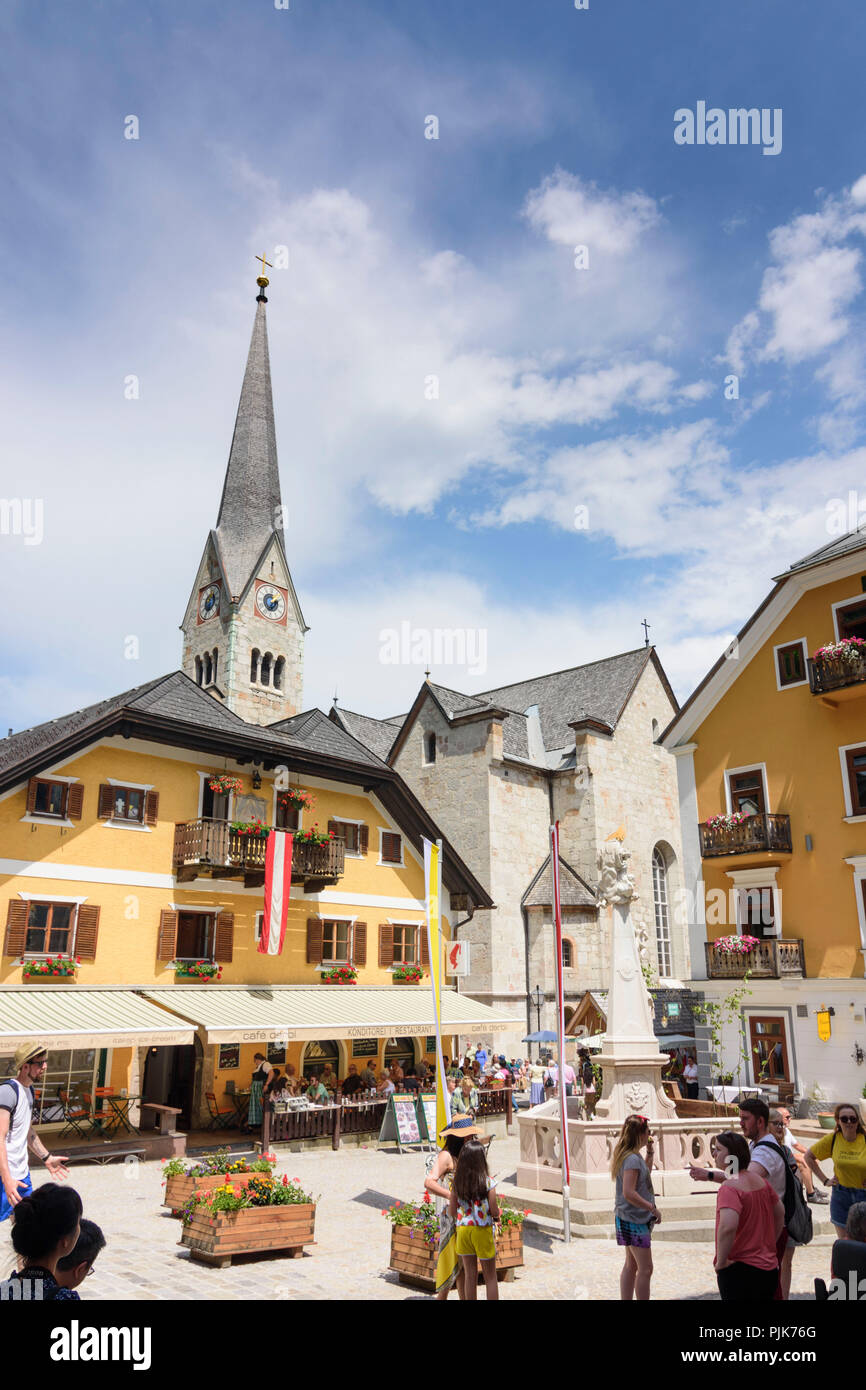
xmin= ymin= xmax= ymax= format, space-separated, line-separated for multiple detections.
xmin=424 ymin=837 xmax=449 ymax=1145
xmin=550 ymin=821 xmax=571 ymax=1243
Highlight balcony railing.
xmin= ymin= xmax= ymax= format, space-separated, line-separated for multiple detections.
xmin=808 ymin=647 xmax=866 ymax=696
xmin=705 ymin=938 xmax=805 ymax=979
xmin=172 ymin=820 xmax=345 ymax=890
xmin=698 ymin=812 xmax=792 ymax=858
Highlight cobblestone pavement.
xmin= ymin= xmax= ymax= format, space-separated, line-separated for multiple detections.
xmin=1 ymin=1138 xmax=837 ymax=1301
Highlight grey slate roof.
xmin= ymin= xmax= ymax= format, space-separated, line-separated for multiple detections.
xmin=777 ymin=526 xmax=866 ymax=579
xmin=330 ymin=708 xmax=404 ymax=762
xmin=522 ymin=854 xmax=597 ymax=909
xmin=215 ymin=299 xmax=284 ymax=598
xmin=267 ymin=708 xmax=390 ymax=769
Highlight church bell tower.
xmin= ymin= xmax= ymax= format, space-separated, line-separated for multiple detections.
xmin=180 ymin=263 xmax=307 ymax=724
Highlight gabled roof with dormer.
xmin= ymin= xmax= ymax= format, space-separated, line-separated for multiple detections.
xmin=521 ymin=853 xmax=597 ymax=909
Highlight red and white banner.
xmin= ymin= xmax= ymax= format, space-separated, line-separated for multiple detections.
xmin=550 ymin=820 xmax=570 ymax=1188
xmin=259 ymin=831 xmax=293 ymax=955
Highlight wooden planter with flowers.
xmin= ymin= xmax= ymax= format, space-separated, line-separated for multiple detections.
xmin=392 ymin=965 xmax=424 ymax=986
xmin=179 ymin=1174 xmax=316 ymax=1268
xmin=385 ymin=1199 xmax=525 ymax=1288
xmin=21 ymin=956 xmax=79 ymax=982
xmin=163 ymin=1152 xmax=277 ymax=1215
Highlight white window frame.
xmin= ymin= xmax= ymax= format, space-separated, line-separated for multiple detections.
xmin=18 ymin=894 xmax=86 ymax=959
xmin=839 ymin=741 xmax=866 ymax=820
xmin=843 ymin=857 xmax=866 ymax=976
xmin=378 ymin=828 xmax=404 ymax=867
xmin=652 ymin=847 xmax=673 ymax=978
xmin=20 ymin=774 xmax=80 ymax=828
xmin=724 ymin=763 xmax=770 ymax=816
xmin=196 ymin=770 xmax=235 ymax=821
xmin=387 ymin=919 xmax=421 ymax=966
xmin=329 ymin=816 xmax=365 ymax=858
xmin=269 ymin=784 xmax=304 ymax=834
xmin=831 ymin=593 xmax=866 ymax=641
xmin=724 ymin=866 xmax=782 ymax=939
xmin=319 ymin=915 xmax=356 ymax=966
xmin=101 ymin=777 xmax=155 ymax=832
xmin=773 ymin=637 xmax=809 ymax=692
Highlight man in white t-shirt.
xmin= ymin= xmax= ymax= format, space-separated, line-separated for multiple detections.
xmin=0 ymin=1042 xmax=70 ymax=1222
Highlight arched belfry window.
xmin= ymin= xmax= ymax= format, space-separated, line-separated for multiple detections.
xmin=274 ymin=656 xmax=285 ymax=691
xmin=203 ymin=651 xmax=213 ymax=686
xmin=212 ymin=648 xmax=218 ymax=684
xmin=250 ymin=648 xmax=260 ymax=683
xmin=195 ymin=656 xmax=203 ymax=686
xmin=652 ymin=846 xmax=672 ymax=977
xmin=260 ymin=653 xmax=272 ymax=687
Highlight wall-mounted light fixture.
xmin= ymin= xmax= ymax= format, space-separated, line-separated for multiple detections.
xmin=853 ymin=1042 xmax=865 ymax=1066
xmin=252 ymin=768 xmax=262 ymax=790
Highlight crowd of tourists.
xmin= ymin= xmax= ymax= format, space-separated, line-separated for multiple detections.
xmin=0 ymin=1042 xmax=106 ymax=1301
xmin=611 ymin=1096 xmax=866 ymax=1302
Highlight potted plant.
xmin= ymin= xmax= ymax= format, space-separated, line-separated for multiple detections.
xmin=208 ymin=773 xmax=244 ymax=796
xmin=813 ymin=636 xmax=866 ymax=666
xmin=162 ymin=1151 xmax=275 ymax=1214
xmin=712 ymin=934 xmax=760 ymax=955
xmin=294 ymin=826 xmax=337 ymax=846
xmin=174 ymin=959 xmax=222 ymax=982
xmin=180 ymin=1172 xmax=317 ymax=1267
xmin=705 ymin=812 xmax=752 ymax=831
xmin=21 ymin=955 xmax=79 ymax=980
xmin=230 ymin=819 xmax=270 ymax=838
xmin=384 ymin=1197 xmax=527 ymax=1288
xmin=392 ymin=965 xmax=424 ymax=985
xmin=278 ymin=789 xmax=315 ymax=814
xmin=321 ymin=966 xmax=357 ymax=985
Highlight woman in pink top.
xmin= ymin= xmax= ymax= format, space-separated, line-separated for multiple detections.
xmin=712 ymin=1131 xmax=784 ymax=1301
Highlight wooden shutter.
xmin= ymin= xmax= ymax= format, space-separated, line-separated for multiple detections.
xmin=67 ymin=784 xmax=84 ymax=820
xmin=214 ymin=912 xmax=234 ymax=963
xmin=97 ymin=785 xmax=114 ymax=818
xmin=3 ymin=900 xmax=28 ymax=958
xmin=157 ymin=909 xmax=179 ymax=961
xmin=378 ymin=923 xmax=394 ymax=968
xmin=353 ymin=922 xmax=367 ymax=966
xmin=26 ymin=779 xmax=38 ymax=814
xmin=144 ymin=790 xmax=159 ymax=826
xmin=306 ymin=917 xmax=323 ymax=964
xmin=382 ymin=832 xmax=401 ymax=863
xmin=328 ymin=820 xmax=342 ymax=841
xmin=75 ymin=905 xmax=100 ymax=961
xmin=420 ymin=926 xmax=429 ymax=967
xmin=358 ymin=824 xmax=369 ymax=855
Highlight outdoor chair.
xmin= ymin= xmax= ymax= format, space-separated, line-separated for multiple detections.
xmin=59 ymin=1089 xmax=92 ymax=1140
xmin=205 ymin=1091 xmax=235 ymax=1130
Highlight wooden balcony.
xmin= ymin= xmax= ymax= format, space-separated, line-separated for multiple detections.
xmin=705 ymin=938 xmax=805 ymax=979
xmin=808 ymin=649 xmax=866 ymax=699
xmin=698 ymin=812 xmax=792 ymax=859
xmin=172 ymin=820 xmax=345 ymax=891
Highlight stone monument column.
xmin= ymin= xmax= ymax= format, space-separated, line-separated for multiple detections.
xmin=592 ymin=842 xmax=676 ymax=1123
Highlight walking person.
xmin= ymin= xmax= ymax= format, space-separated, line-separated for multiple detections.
xmin=682 ymin=1055 xmax=699 ymax=1100
xmin=804 ymin=1102 xmax=866 ymax=1240
xmin=612 ymin=1115 xmax=660 ymax=1300
xmin=245 ymin=1053 xmax=272 ymax=1133
xmin=527 ymin=1059 xmax=546 ymax=1107
xmin=5 ymin=1183 xmax=82 ymax=1301
xmin=449 ymin=1137 xmax=500 ymax=1301
xmin=0 ymin=1043 xmax=69 ymax=1222
xmin=773 ymin=1106 xmax=828 ymax=1205
xmin=711 ymin=1131 xmax=784 ymax=1302
xmin=424 ymin=1114 xmax=487 ymax=1300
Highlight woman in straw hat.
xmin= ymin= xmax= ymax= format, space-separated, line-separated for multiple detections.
xmin=424 ymin=1114 xmax=489 ymax=1300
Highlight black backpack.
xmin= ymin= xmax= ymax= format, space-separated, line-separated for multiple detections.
xmin=753 ymin=1137 xmax=813 ymax=1246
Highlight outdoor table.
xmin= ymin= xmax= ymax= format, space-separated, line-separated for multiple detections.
xmin=103 ymin=1094 xmax=141 ymax=1135
xmin=225 ymin=1091 xmax=251 ymax=1126
xmin=708 ymin=1085 xmax=762 ymax=1104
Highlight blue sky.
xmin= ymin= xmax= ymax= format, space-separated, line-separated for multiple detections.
xmin=3 ymin=0 xmax=866 ymax=726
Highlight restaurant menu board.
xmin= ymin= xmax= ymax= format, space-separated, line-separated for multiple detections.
xmin=378 ymin=1094 xmax=427 ymax=1151
xmin=418 ymin=1094 xmax=438 ymax=1144
xmin=352 ymin=1038 xmax=378 ymax=1058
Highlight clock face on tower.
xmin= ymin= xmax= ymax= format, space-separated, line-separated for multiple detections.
xmin=255 ymin=582 xmax=288 ymax=623
xmin=198 ymin=583 xmax=221 ymax=623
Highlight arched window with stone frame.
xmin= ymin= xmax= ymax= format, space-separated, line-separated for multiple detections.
xmin=652 ymin=844 xmax=673 ymax=978
xmin=203 ymin=651 xmax=213 ymax=685
xmin=561 ymin=937 xmax=574 ymax=969
xmin=273 ymin=656 xmax=285 ymax=691
xmin=195 ymin=655 xmax=203 ymax=686
xmin=250 ymin=648 xmax=260 ymax=683
xmin=260 ymin=652 xmax=272 ymax=687
xmin=211 ymin=648 xmax=218 ymax=684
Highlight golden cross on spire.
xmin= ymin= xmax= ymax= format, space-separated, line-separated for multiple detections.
xmin=256 ymin=252 xmax=273 ymax=277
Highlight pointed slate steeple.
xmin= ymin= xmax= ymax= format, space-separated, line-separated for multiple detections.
xmin=215 ymin=293 xmax=284 ymax=599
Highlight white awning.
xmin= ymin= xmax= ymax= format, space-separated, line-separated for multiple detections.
xmin=0 ymin=989 xmax=196 ymax=1052
xmin=141 ymin=985 xmax=523 ymax=1045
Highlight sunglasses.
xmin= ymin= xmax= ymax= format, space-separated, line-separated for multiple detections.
xmin=840 ymin=1115 xmax=858 ymax=1125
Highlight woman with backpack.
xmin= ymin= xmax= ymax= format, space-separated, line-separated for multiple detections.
xmin=711 ymin=1131 xmax=784 ymax=1302
xmin=805 ymin=1102 xmax=866 ymax=1240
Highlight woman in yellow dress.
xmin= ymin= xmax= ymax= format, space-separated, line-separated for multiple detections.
xmin=425 ymin=1115 xmax=488 ymax=1299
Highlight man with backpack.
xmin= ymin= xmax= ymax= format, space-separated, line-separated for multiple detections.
xmin=0 ymin=1042 xmax=70 ymax=1222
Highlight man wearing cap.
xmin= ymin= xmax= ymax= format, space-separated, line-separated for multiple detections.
xmin=0 ymin=1043 xmax=70 ymax=1221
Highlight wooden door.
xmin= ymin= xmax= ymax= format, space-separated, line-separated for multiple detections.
xmin=748 ymin=1015 xmax=790 ymax=1083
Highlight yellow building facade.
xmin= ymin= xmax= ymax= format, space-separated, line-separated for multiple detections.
xmin=663 ymin=530 xmax=866 ymax=1103
xmin=0 ymin=282 xmax=503 ymax=1131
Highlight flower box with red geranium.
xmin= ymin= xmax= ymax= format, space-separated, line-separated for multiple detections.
xmin=230 ymin=819 xmax=270 ymax=839
xmin=208 ymin=773 xmax=244 ymax=797
xmin=174 ymin=959 xmax=222 ymax=982
xmin=180 ymin=1174 xmax=317 ymax=1267
xmin=384 ymin=1197 xmax=525 ymax=1286
xmin=278 ymin=789 xmax=315 ymax=814
xmin=321 ymin=966 xmax=357 ymax=985
xmin=294 ymin=826 xmax=337 ymax=846
xmin=392 ymin=965 xmax=423 ymax=985
xmin=21 ymin=956 xmax=79 ymax=980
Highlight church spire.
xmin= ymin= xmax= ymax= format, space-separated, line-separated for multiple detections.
xmin=215 ymin=271 xmax=283 ymax=599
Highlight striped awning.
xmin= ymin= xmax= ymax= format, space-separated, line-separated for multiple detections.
xmin=141 ymin=985 xmax=523 ymax=1045
xmin=0 ymin=989 xmax=196 ymax=1052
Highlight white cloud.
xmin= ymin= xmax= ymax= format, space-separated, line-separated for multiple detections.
xmin=523 ymin=170 xmax=661 ymax=255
